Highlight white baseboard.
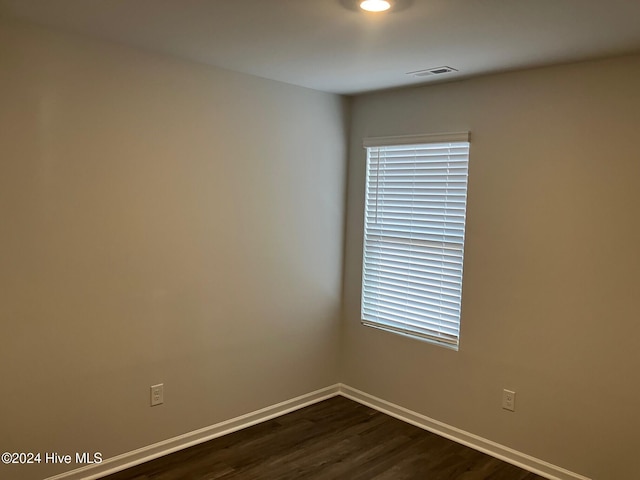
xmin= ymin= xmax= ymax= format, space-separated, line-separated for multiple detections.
xmin=338 ymin=384 xmax=591 ymax=480
xmin=46 ymin=383 xmax=590 ymax=480
xmin=45 ymin=384 xmax=341 ymax=480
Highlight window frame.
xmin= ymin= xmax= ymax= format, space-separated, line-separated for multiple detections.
xmin=361 ymin=132 xmax=470 ymax=350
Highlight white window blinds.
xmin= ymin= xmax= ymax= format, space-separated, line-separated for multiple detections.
xmin=361 ymin=133 xmax=470 ymax=350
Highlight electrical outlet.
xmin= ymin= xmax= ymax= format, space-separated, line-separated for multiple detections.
xmin=502 ymin=389 xmax=515 ymax=411
xmin=150 ymin=384 xmax=164 ymax=406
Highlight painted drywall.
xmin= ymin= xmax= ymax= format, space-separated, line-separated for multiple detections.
xmin=0 ymin=19 xmax=347 ymax=480
xmin=342 ymin=55 xmax=640 ymax=480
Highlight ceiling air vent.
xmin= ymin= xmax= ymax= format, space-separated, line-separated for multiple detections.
xmin=407 ymin=66 xmax=458 ymax=77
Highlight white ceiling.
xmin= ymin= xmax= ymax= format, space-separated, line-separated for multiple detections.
xmin=1 ymin=0 xmax=640 ymax=95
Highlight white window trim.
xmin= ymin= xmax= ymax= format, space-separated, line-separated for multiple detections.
xmin=363 ymin=132 xmax=469 ymax=148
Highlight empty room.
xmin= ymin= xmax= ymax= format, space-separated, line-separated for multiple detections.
xmin=1 ymin=1 xmax=639 ymax=479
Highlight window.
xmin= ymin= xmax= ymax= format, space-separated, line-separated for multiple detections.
xmin=361 ymin=132 xmax=470 ymax=350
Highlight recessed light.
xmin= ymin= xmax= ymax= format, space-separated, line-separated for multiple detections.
xmin=339 ymin=0 xmax=411 ymax=14
xmin=360 ymin=0 xmax=392 ymax=12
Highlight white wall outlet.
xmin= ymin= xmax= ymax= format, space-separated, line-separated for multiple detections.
xmin=150 ymin=384 xmax=164 ymax=406
xmin=502 ymin=389 xmax=516 ymax=411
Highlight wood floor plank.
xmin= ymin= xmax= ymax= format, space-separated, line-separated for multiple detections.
xmin=102 ymin=396 xmax=546 ymax=480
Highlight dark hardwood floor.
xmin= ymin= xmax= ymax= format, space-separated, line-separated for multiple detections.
xmin=102 ymin=396 xmax=545 ymax=480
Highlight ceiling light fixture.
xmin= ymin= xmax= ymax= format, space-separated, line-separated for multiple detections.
xmin=360 ymin=0 xmax=392 ymax=12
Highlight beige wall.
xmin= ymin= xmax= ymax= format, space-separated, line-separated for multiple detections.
xmin=342 ymin=54 xmax=640 ymax=480
xmin=0 ymin=20 xmax=347 ymax=480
